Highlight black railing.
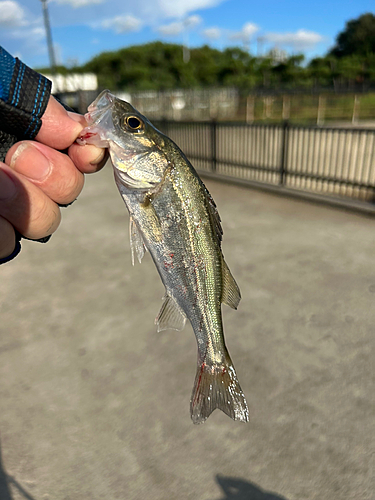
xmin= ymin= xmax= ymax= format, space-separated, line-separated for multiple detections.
xmin=155 ymin=120 xmax=375 ymax=202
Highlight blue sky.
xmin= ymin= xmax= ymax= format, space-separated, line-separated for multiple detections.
xmin=0 ymin=0 xmax=373 ymax=69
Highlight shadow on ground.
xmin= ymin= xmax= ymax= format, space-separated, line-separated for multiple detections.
xmin=215 ymin=475 xmax=288 ymax=500
xmin=0 ymin=441 xmax=12 ymax=500
xmin=0 ymin=441 xmax=37 ymax=500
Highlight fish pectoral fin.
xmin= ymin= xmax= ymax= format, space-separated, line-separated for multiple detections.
xmin=221 ymin=258 xmax=241 ymax=310
xmin=155 ymin=294 xmax=186 ymax=332
xmin=129 ymin=216 xmax=147 ymax=265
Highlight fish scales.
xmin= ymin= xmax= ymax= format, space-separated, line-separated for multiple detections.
xmin=130 ymin=163 xmax=221 ymax=354
xmin=78 ymin=90 xmax=249 ymax=424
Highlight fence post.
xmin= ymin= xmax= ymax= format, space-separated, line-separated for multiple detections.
xmin=352 ymin=95 xmax=360 ymax=124
xmin=211 ymin=119 xmax=217 ymax=172
xmin=317 ymin=95 xmax=326 ymax=125
xmin=246 ymin=95 xmax=254 ymax=123
xmin=280 ymin=120 xmax=289 ymax=185
xmin=282 ymin=95 xmax=290 ymax=121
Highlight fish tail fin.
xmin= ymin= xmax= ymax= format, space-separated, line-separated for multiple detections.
xmin=190 ymin=353 xmax=249 ymax=424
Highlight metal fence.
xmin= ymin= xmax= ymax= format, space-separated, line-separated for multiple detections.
xmin=156 ymin=120 xmax=375 ymax=202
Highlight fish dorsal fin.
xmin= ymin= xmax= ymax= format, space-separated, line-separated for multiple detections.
xmin=203 ymin=183 xmax=223 ymax=246
xmin=155 ymin=294 xmax=187 ymax=332
xmin=221 ymin=258 xmax=241 ymax=310
xmin=129 ymin=216 xmax=147 ymax=265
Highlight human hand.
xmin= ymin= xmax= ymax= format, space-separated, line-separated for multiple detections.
xmin=0 ymin=96 xmax=107 ymax=261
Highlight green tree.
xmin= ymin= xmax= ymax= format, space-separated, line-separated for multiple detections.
xmin=272 ymin=54 xmax=307 ymax=87
xmin=34 ymin=36 xmax=375 ymax=93
xmin=34 ymin=65 xmax=70 ymax=75
xmin=217 ymin=47 xmax=256 ymax=88
xmin=330 ymin=13 xmax=375 ymax=58
xmin=362 ymin=53 xmax=375 ymax=84
xmin=188 ymin=45 xmax=222 ymax=86
xmin=82 ymin=50 xmax=124 ymax=89
xmin=336 ymin=56 xmax=364 ymax=87
xmin=253 ymin=56 xmax=273 ymax=88
xmin=308 ymin=57 xmax=336 ymax=87
xmin=82 ymin=42 xmax=196 ymax=90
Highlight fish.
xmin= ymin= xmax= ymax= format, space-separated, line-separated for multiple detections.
xmin=78 ymin=90 xmax=249 ymax=424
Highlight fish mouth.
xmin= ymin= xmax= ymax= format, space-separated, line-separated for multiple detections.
xmin=77 ymin=89 xmax=116 ymax=147
xmin=85 ymin=89 xmax=115 ymax=126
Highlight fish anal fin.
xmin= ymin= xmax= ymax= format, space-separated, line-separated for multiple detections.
xmin=190 ymin=353 xmax=249 ymax=424
xmin=155 ymin=294 xmax=186 ymax=332
xmin=221 ymin=259 xmax=241 ymax=310
xmin=129 ymin=216 xmax=146 ymax=265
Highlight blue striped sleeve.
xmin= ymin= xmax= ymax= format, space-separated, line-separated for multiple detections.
xmin=0 ymin=46 xmax=17 ymax=101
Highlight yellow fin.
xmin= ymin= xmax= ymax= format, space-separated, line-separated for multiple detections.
xmin=221 ymin=259 xmax=241 ymax=310
xmin=203 ymin=183 xmax=223 ymax=246
xmin=190 ymin=353 xmax=249 ymax=424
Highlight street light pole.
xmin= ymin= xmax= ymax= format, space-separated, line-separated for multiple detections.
xmin=40 ymin=0 xmax=56 ymax=73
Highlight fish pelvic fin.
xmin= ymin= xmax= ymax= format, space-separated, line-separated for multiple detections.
xmin=221 ymin=259 xmax=241 ymax=310
xmin=155 ymin=294 xmax=186 ymax=332
xmin=129 ymin=216 xmax=146 ymax=265
xmin=190 ymin=353 xmax=249 ymax=424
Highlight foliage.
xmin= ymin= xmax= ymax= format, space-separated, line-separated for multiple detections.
xmin=35 ymin=14 xmax=375 ymax=92
xmin=34 ymin=65 xmax=72 ymax=76
xmin=330 ymin=13 xmax=375 ymax=58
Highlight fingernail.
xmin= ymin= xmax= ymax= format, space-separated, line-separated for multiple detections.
xmin=10 ymin=143 xmax=51 ymax=180
xmin=90 ymin=148 xmax=105 ymax=165
xmin=0 ymin=169 xmax=17 ymax=200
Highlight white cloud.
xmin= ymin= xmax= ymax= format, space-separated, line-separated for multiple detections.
xmin=230 ymin=22 xmax=259 ymax=44
xmin=264 ymin=29 xmax=324 ymax=50
xmin=54 ymin=0 xmax=105 ymax=7
xmin=13 ymin=27 xmax=41 ymax=39
xmin=10 ymin=26 xmax=44 ymax=40
xmin=6 ymin=25 xmax=48 ymax=61
xmin=158 ymin=21 xmax=185 ymax=36
xmin=9 ymin=21 xmax=46 ymax=43
xmin=101 ymin=14 xmax=142 ymax=34
xmin=242 ymin=23 xmax=259 ymax=38
xmin=184 ymin=15 xmax=201 ymax=29
xmin=0 ymin=0 xmax=27 ymax=27
xmin=202 ymin=27 xmax=221 ymax=40
xmin=157 ymin=15 xmax=202 ymax=37
xmin=157 ymin=0 xmax=224 ymax=18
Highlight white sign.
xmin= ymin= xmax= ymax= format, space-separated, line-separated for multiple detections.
xmin=43 ymin=73 xmax=98 ymax=93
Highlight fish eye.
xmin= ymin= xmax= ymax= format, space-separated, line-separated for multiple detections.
xmin=125 ymin=116 xmax=143 ymax=131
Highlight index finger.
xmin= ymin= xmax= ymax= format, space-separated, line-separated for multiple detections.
xmin=36 ymin=95 xmax=108 ymax=172
xmin=35 ymin=96 xmax=84 ymax=150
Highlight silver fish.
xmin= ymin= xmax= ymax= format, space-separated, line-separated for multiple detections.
xmin=78 ymin=90 xmax=249 ymax=424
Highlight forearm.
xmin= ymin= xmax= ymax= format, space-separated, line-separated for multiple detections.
xmin=0 ymin=46 xmax=51 ymax=161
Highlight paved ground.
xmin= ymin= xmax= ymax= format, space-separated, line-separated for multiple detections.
xmin=0 ymin=167 xmax=373 ymax=500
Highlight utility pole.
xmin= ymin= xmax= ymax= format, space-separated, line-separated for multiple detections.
xmin=40 ymin=0 xmax=56 ymax=73
xmin=182 ymin=19 xmax=191 ymax=63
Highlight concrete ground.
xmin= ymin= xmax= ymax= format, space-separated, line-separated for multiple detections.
xmin=0 ymin=166 xmax=373 ymax=500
